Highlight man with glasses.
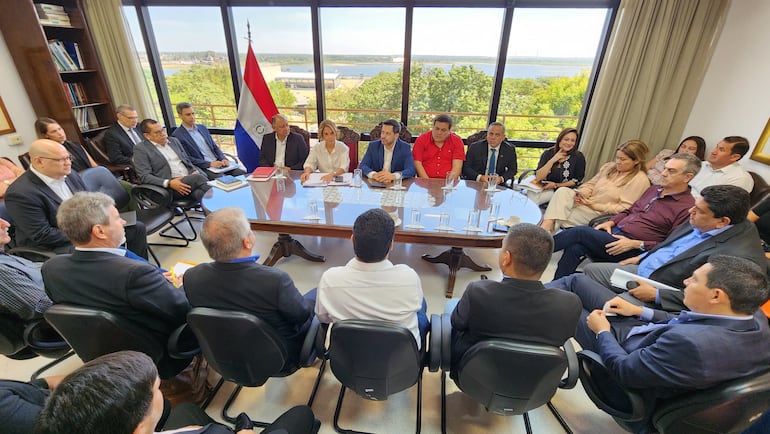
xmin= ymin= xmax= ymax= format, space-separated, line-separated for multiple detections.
xmin=4 ymin=139 xmax=148 ymax=257
xmin=550 ymin=153 xmax=701 ymax=279
xmin=104 ymin=104 xmax=143 ymax=165
xmin=133 ymin=119 xmax=211 ymax=201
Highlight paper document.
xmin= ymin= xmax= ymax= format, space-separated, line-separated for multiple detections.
xmin=302 ymin=172 xmax=352 ymax=187
xmin=610 ymin=268 xmax=680 ymax=292
xmin=514 ymin=174 xmax=544 ymax=192
xmin=208 ymin=163 xmax=245 ymax=174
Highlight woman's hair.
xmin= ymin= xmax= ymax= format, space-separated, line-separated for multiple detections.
xmin=34 ymin=117 xmax=59 ymax=139
xmin=606 ymin=139 xmax=648 ymax=186
xmin=676 ymin=135 xmax=707 ymax=161
xmin=318 ymin=119 xmax=338 ymax=142
xmin=551 ymin=127 xmax=580 ymax=155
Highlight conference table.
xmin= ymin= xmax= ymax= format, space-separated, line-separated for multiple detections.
xmin=202 ymin=172 xmax=542 ymax=297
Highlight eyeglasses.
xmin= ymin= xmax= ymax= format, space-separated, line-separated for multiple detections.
xmin=40 ymin=155 xmax=71 ymax=163
xmin=148 ymin=128 xmax=167 ymax=136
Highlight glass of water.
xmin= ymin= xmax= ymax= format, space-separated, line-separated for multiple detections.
xmin=487 ymin=174 xmax=499 ymax=191
xmin=274 ymin=166 xmax=284 ymax=179
xmin=438 ymin=212 xmax=452 ymax=231
xmin=393 ymin=176 xmax=403 ymax=190
xmin=445 ymin=171 xmax=454 ymax=189
xmin=464 ymin=209 xmax=481 ymax=231
xmin=489 ymin=201 xmax=501 ymax=221
xmin=352 ymin=168 xmax=362 ymax=187
xmin=406 ymin=209 xmax=422 ymax=229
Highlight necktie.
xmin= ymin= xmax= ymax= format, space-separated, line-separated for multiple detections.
xmin=488 ymin=148 xmax=497 ymax=175
xmin=129 ymin=129 xmax=141 ymax=144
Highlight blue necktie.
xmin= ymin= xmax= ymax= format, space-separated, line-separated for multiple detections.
xmin=488 ymin=148 xmax=497 ymax=175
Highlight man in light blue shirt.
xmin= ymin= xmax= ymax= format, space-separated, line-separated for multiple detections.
xmin=171 ymin=102 xmax=245 ymax=180
xmin=550 ymin=185 xmax=766 ymax=312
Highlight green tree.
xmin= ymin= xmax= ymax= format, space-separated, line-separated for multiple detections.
xmin=268 ymin=81 xmax=297 ymax=108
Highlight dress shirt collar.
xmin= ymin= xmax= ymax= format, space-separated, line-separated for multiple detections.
xmin=31 ymin=166 xmax=66 ymax=184
xmin=75 ymin=246 xmax=127 ymax=256
xmin=183 ymin=124 xmax=197 ymax=132
xmin=677 ymin=310 xmax=754 ymax=322
xmin=347 ymin=257 xmax=394 ymax=271
xmin=691 ymin=224 xmax=732 ymax=238
xmin=223 ymin=255 xmax=261 ymax=264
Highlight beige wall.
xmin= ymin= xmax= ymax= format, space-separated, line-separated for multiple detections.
xmin=683 ymin=0 xmax=770 ymax=179
xmin=0 ymin=31 xmax=37 ymax=160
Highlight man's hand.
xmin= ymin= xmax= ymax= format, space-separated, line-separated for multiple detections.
xmin=586 ymin=310 xmax=611 ymax=334
xmin=541 ymin=181 xmax=558 ymax=190
xmin=594 ymin=220 xmax=614 ymax=233
xmin=605 ymin=235 xmax=640 ymax=256
xmin=628 ymin=281 xmax=657 ymax=302
xmin=603 ymin=296 xmax=644 ymax=317
xmin=373 ymin=170 xmax=395 ymax=183
xmin=210 ymin=160 xmax=224 ymax=168
xmin=219 ymin=159 xmax=230 ymax=167
xmin=619 ymin=255 xmax=641 ymax=266
xmin=168 ymin=177 xmax=192 ymax=196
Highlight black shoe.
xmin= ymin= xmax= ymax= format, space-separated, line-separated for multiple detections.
xmin=234 ymin=412 xmax=255 ymax=431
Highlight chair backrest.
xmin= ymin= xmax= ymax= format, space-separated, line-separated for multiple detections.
xmin=455 ymin=339 xmax=568 ymax=415
xmin=44 ymin=304 xmax=164 ymax=363
xmin=0 ymin=313 xmax=26 ymax=356
xmin=652 ymin=368 xmax=770 ymax=434
xmin=369 ymin=122 xmax=412 ymax=143
xmin=749 ymin=171 xmax=770 ymax=207
xmin=18 ymin=152 xmax=31 ymax=171
xmin=337 ymin=126 xmax=361 ymax=171
xmin=80 ymin=166 xmax=130 ymax=210
xmin=289 ymin=125 xmax=311 ymax=151
xmin=466 ymin=130 xmax=487 ymax=145
xmin=186 ymin=307 xmax=291 ymax=387
xmin=328 ymin=319 xmax=421 ymax=401
xmin=83 ymin=130 xmax=111 ymax=166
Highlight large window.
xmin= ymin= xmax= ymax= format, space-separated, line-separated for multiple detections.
xmin=122 ymin=1 xmax=616 ymax=150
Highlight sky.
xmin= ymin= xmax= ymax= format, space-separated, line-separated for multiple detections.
xmin=124 ymin=6 xmax=608 ymax=59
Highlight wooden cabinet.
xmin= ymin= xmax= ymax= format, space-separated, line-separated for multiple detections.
xmin=0 ymin=0 xmax=115 ymax=143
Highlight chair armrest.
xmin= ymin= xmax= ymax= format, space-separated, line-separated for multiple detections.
xmin=23 ymin=319 xmax=69 ymax=352
xmin=588 ymin=214 xmax=613 ymax=227
xmin=440 ymin=313 xmax=452 ymax=372
xmin=6 ymin=247 xmax=56 ymax=263
xmin=428 ymin=314 xmax=442 ymax=372
xmin=132 ymin=184 xmax=173 ymax=209
xmin=577 ymin=350 xmax=647 ymax=422
xmin=518 ymin=168 xmax=536 ymax=184
xmin=314 ymin=322 xmax=330 ymax=360
xmin=559 ymin=339 xmax=579 ymax=389
xmin=299 ymin=316 xmax=321 ymax=367
xmin=167 ymin=323 xmax=200 ymax=359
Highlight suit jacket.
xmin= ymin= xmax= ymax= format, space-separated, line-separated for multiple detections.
xmin=0 ymin=379 xmax=49 ymax=434
xmin=462 ymin=140 xmax=517 ymax=184
xmin=41 ymin=250 xmax=189 ymax=350
xmin=171 ymin=124 xmax=226 ymax=169
xmin=359 ymin=138 xmax=416 ymax=179
xmin=599 ymin=311 xmax=770 ymax=399
xmin=258 ymin=132 xmax=308 ymax=170
xmin=644 ymin=221 xmax=765 ymax=311
xmin=450 ymin=277 xmax=581 ymax=377
xmin=184 ymin=261 xmax=313 ymax=363
xmin=61 ymin=140 xmax=92 ymax=172
xmin=4 ymin=170 xmax=86 ymax=251
xmin=133 ymin=137 xmax=203 ymax=187
xmin=103 ymin=122 xmax=141 ymax=165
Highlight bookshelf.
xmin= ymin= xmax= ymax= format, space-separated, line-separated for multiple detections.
xmin=0 ymin=0 xmax=115 ymax=143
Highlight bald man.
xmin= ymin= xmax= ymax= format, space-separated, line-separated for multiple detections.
xmin=5 ymin=139 xmax=148 ymax=257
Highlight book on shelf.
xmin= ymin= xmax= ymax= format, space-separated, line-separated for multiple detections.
xmin=73 ymin=107 xmax=98 ymax=130
xmin=36 ymin=3 xmax=71 ymax=25
xmin=47 ymin=40 xmax=81 ymax=71
xmin=36 ymin=3 xmax=66 ymax=12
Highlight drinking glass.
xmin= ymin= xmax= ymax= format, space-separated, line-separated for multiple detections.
xmin=393 ymin=176 xmax=403 ymax=190
xmin=445 ymin=172 xmax=454 ymax=189
xmin=438 ymin=212 xmax=451 ymax=230
xmin=487 ymin=174 xmax=499 ymax=191
xmin=304 ymin=199 xmax=320 ymax=220
xmin=352 ymin=168 xmax=362 ymax=187
xmin=489 ymin=201 xmax=501 ymax=221
xmin=407 ymin=209 xmax=422 ymax=229
xmin=274 ymin=166 xmax=284 ymax=179
xmin=464 ymin=209 xmax=481 ymax=231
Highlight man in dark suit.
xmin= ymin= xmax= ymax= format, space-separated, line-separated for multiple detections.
xmin=133 ymin=119 xmax=210 ymax=202
xmin=103 ymin=104 xmax=142 ymax=165
xmin=576 ymin=255 xmax=770 ymax=427
xmin=184 ymin=207 xmax=314 ymax=366
xmin=171 ymin=102 xmax=245 ymax=180
xmin=41 ymin=192 xmax=190 ymax=378
xmin=447 ymin=223 xmax=581 ymax=378
xmin=258 ymin=114 xmax=308 ymax=170
xmin=4 ymin=139 xmax=147 ymax=257
xmin=359 ymin=119 xmax=416 ymax=183
xmin=461 ymin=122 xmax=517 ymax=186
xmin=565 ymin=185 xmax=765 ymax=312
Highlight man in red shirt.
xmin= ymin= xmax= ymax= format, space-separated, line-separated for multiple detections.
xmin=412 ymin=114 xmax=466 ymax=179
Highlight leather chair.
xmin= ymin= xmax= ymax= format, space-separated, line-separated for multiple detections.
xmin=43 ymin=304 xmax=189 ymax=379
xmin=83 ymin=130 xmax=138 ymax=182
xmin=17 ymin=152 xmax=31 ymax=171
xmin=0 ymin=202 xmax=56 ymax=262
xmin=465 ymin=130 xmax=487 ymax=145
xmin=749 ymin=171 xmax=770 ymax=207
xmin=326 ymin=319 xmax=424 ymax=434
xmin=578 ymin=349 xmax=770 ymax=433
xmin=185 ymin=307 xmax=321 ymax=425
xmin=290 ymin=125 xmax=311 ymax=152
xmin=337 ymin=126 xmax=361 ymax=171
xmin=80 ymin=166 xmax=178 ymax=266
xmin=369 ymin=122 xmax=412 ymax=143
xmin=431 ymin=313 xmax=576 ymax=434
xmin=0 ymin=314 xmax=74 ymax=379
xmin=131 ymin=183 xmax=199 ymax=252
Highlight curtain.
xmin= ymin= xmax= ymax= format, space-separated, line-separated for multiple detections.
xmin=81 ymin=0 xmax=158 ymax=120
xmin=579 ymin=0 xmax=729 ymax=176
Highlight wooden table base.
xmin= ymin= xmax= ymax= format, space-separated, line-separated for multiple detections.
xmin=422 ymin=247 xmax=492 ymax=298
xmin=263 ymin=233 xmax=326 ymax=267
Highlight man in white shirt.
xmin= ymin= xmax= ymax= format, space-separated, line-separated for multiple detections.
xmin=133 ymin=119 xmax=211 ymax=202
xmin=690 ymin=136 xmax=754 ymax=196
xmin=315 ymin=208 xmax=428 ymax=348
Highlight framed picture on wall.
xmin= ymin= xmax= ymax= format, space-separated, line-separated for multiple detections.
xmin=750 ymin=117 xmax=770 ymax=165
xmin=0 ymin=96 xmax=15 ymax=135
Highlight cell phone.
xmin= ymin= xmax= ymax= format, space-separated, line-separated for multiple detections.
xmin=369 ymin=181 xmax=388 ymax=188
xmin=333 ymin=175 xmax=344 ymax=182
xmin=492 ymin=223 xmax=509 ymax=233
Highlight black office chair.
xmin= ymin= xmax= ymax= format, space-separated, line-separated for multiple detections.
xmin=578 ymin=350 xmax=770 ymax=433
xmin=185 ymin=307 xmax=321 ymax=425
xmin=431 ymin=313 xmax=577 ymax=434
xmin=0 ymin=314 xmax=74 ymax=379
xmin=0 ymin=202 xmax=56 ymax=262
xmin=132 ymin=183 xmax=200 ymax=246
xmin=326 ymin=319 xmax=424 ymax=434
xmin=81 ymin=166 xmax=179 ymax=266
xmin=43 ymin=304 xmax=180 ymax=376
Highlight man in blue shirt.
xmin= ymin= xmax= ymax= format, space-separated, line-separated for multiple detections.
xmin=549 ymin=185 xmax=765 ymax=312
xmin=171 ymin=102 xmax=245 ymax=180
